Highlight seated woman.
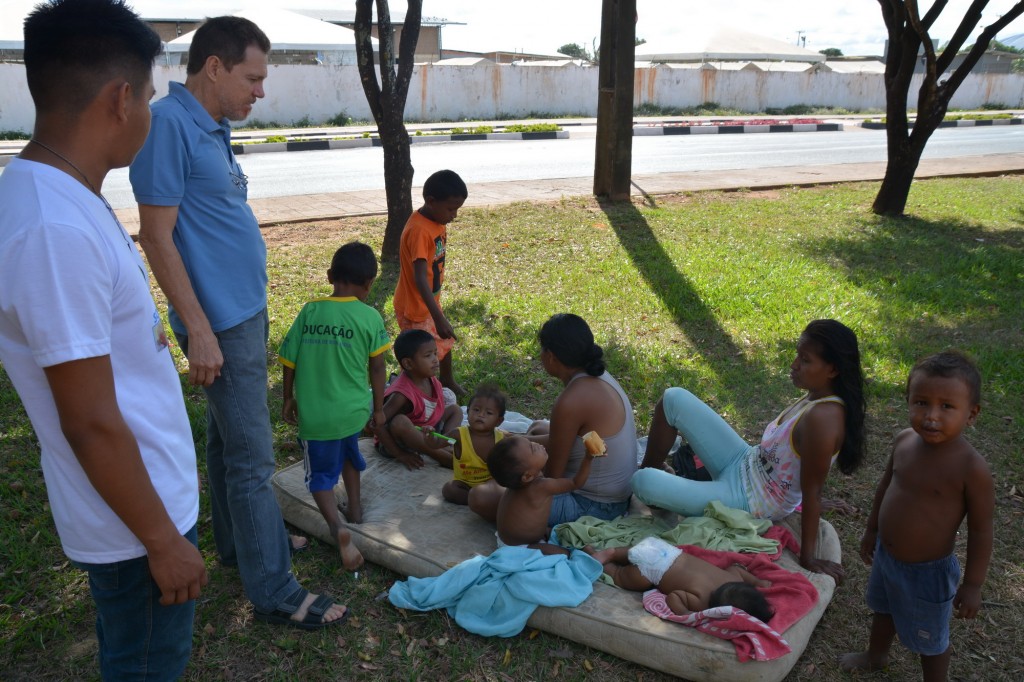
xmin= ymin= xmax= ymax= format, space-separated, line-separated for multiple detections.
xmin=631 ymin=319 xmax=865 ymax=582
xmin=469 ymin=313 xmax=637 ymax=526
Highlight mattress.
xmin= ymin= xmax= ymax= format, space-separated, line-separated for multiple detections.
xmin=272 ymin=439 xmax=840 ymax=681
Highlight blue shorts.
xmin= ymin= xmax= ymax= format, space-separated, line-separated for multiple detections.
xmin=301 ymin=434 xmax=366 ymax=492
xmin=866 ymin=541 xmax=960 ymax=656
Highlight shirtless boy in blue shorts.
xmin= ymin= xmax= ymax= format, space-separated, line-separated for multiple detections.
xmin=840 ymin=351 xmax=994 ymax=681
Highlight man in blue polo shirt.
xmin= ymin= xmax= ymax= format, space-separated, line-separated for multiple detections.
xmin=129 ymin=16 xmax=348 ymax=629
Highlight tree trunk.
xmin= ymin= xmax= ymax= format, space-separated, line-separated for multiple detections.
xmin=379 ymin=118 xmax=413 ymax=260
xmin=593 ymin=0 xmax=636 ymax=200
xmin=872 ymin=137 xmax=923 ymax=216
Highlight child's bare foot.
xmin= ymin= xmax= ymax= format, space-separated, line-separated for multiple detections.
xmin=583 ymin=545 xmax=616 ymax=564
xmin=338 ymin=501 xmax=363 ymax=524
xmin=336 ymin=526 xmax=364 ymax=571
xmin=838 ymin=651 xmax=888 ymax=673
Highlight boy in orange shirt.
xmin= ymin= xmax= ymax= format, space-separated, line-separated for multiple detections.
xmin=393 ymin=169 xmax=467 ymax=398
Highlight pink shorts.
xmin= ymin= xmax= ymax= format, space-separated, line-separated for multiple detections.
xmin=396 ymin=311 xmax=455 ymax=360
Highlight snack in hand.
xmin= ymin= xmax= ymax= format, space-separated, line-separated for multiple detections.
xmin=582 ymin=431 xmax=607 ymax=456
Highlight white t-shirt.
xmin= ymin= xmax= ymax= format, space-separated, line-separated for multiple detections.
xmin=0 ymin=159 xmax=198 ymax=563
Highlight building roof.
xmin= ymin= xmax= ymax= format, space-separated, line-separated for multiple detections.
xmin=636 ymin=26 xmax=825 ymax=63
xmin=165 ymin=8 xmax=376 ymax=53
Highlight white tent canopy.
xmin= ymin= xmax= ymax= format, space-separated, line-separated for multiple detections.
xmin=166 ymin=8 xmax=375 ymax=53
xmin=637 ymin=26 xmax=825 ymax=63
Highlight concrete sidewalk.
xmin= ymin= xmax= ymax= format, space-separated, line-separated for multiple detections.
xmin=112 ymin=152 xmax=1024 ymax=236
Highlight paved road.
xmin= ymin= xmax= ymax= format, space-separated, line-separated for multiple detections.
xmin=94 ymin=125 xmax=1024 ymax=209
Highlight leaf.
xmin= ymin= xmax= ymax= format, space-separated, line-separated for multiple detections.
xmin=528 ymin=629 xmax=540 ymax=640
xmin=357 ymin=652 xmax=372 ymax=662
xmin=502 ymin=647 xmax=512 ymax=666
xmin=583 ymin=658 xmax=594 ymax=671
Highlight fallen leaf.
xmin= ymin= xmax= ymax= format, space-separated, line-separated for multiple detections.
xmin=357 ymin=652 xmax=372 ymax=661
xmin=528 ymin=629 xmax=540 ymax=640
xmin=502 ymin=648 xmax=512 ymax=666
xmin=203 ymin=623 xmax=215 ymax=636
xmin=583 ymin=659 xmax=594 ymax=672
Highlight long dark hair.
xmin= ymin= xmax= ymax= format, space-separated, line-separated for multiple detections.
xmin=801 ymin=319 xmax=865 ymax=474
xmin=538 ymin=313 xmax=605 ymax=377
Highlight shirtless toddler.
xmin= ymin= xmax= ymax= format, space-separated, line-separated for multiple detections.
xmin=840 ymin=351 xmax=994 ymax=682
xmin=487 ymin=434 xmax=601 ymax=555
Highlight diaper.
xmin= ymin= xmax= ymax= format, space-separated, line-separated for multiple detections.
xmin=628 ymin=536 xmax=682 ymax=585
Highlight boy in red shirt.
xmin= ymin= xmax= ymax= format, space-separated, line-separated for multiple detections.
xmin=393 ymin=169 xmax=467 ymax=398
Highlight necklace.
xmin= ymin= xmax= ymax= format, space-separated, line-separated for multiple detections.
xmin=28 ymin=138 xmax=100 ymax=195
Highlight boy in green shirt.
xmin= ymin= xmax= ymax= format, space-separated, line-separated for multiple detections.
xmin=279 ymin=242 xmax=390 ymax=569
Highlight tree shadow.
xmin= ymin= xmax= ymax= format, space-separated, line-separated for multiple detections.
xmin=597 ymin=197 xmax=779 ymax=423
xmin=802 ymin=212 xmax=1023 ymax=437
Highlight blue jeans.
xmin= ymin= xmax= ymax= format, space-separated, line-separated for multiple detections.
xmin=548 ymin=491 xmax=630 ymax=527
xmin=71 ymin=525 xmax=198 ymax=681
xmin=176 ymin=310 xmax=299 ymax=613
xmin=631 ymin=387 xmax=753 ymax=516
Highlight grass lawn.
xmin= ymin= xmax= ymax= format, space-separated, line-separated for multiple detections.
xmin=2 ymin=177 xmax=1022 ymax=681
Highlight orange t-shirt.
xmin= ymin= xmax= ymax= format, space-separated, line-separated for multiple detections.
xmin=393 ymin=211 xmax=446 ymax=323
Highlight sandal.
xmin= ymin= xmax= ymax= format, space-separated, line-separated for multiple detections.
xmin=255 ymin=590 xmax=350 ymax=630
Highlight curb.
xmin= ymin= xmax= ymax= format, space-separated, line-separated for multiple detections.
xmin=861 ymin=118 xmax=1022 ymax=130
xmin=635 ymin=123 xmax=843 ymax=135
xmin=232 ymin=130 xmax=570 ymax=154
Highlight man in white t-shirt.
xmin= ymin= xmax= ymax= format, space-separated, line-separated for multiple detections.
xmin=0 ymin=1 xmax=207 ymax=679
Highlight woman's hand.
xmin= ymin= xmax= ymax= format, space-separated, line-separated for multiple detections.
xmin=800 ymin=556 xmax=845 ymax=583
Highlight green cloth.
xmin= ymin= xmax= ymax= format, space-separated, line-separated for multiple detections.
xmin=554 ymin=500 xmax=778 ymax=554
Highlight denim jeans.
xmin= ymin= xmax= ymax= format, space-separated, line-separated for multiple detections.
xmin=71 ymin=525 xmax=198 ymax=681
xmin=548 ymin=491 xmax=631 ymax=527
xmin=176 ymin=310 xmax=299 ymax=613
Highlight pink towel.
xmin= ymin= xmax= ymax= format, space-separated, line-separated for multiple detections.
xmin=641 ymin=528 xmax=818 ymax=662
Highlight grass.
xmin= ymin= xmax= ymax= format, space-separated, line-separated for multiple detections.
xmin=3 ymin=177 xmax=1024 ymax=680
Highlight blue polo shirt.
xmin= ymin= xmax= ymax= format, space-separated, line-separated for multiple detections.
xmin=130 ymin=82 xmax=267 ymax=335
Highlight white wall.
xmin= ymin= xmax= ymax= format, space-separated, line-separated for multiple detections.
xmin=2 ymin=62 xmax=1023 ymax=132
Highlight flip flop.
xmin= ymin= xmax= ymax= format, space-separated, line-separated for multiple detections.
xmin=255 ymin=590 xmax=350 ymax=630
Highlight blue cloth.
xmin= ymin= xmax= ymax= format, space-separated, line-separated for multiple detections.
xmin=866 ymin=541 xmax=960 ymax=656
xmin=175 ymin=310 xmax=300 ymax=612
xmin=71 ymin=525 xmax=198 ymax=681
xmin=129 ymin=81 xmax=267 ymax=335
xmin=301 ymin=433 xmax=366 ymax=492
xmin=631 ymin=387 xmax=752 ymax=516
xmin=388 ymin=546 xmax=603 ymax=637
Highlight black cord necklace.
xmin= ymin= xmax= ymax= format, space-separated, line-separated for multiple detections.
xmin=28 ymin=138 xmax=100 ymax=195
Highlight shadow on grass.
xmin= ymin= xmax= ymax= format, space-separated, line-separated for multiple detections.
xmin=598 ymin=198 xmax=777 ymax=416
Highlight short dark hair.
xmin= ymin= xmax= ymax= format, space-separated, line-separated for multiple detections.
xmin=907 ymin=350 xmax=982 ymax=405
xmin=423 ymin=170 xmax=468 ymax=202
xmin=539 ymin=313 xmax=605 ymax=377
xmin=469 ymin=383 xmax=507 ymax=419
xmin=186 ymin=16 xmax=271 ymax=76
xmin=393 ymin=329 xmax=435 ymax=363
xmin=709 ymin=582 xmax=774 ymax=624
xmin=23 ymin=0 xmax=161 ymax=115
xmin=487 ymin=436 xmax=529 ymax=489
xmin=330 ymin=242 xmax=377 ymax=287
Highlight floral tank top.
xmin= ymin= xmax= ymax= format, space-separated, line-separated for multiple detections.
xmin=740 ymin=395 xmax=844 ymax=520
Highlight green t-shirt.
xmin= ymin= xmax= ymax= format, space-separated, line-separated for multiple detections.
xmin=278 ymin=297 xmax=391 ymax=440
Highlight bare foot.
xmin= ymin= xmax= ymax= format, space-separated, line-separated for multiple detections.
xmin=583 ymin=545 xmax=616 ymax=564
xmin=336 ymin=526 xmax=364 ymax=571
xmin=838 ymin=651 xmax=888 ymax=673
xmin=292 ymin=592 xmax=348 ymax=625
xmin=289 ymin=534 xmax=309 ymax=553
xmin=338 ymin=501 xmax=363 ymax=524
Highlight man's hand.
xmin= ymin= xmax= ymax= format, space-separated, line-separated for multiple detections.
xmin=185 ymin=327 xmax=223 ymax=386
xmin=858 ymin=529 xmax=878 ymax=565
xmin=147 ymin=533 xmax=209 ymax=605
